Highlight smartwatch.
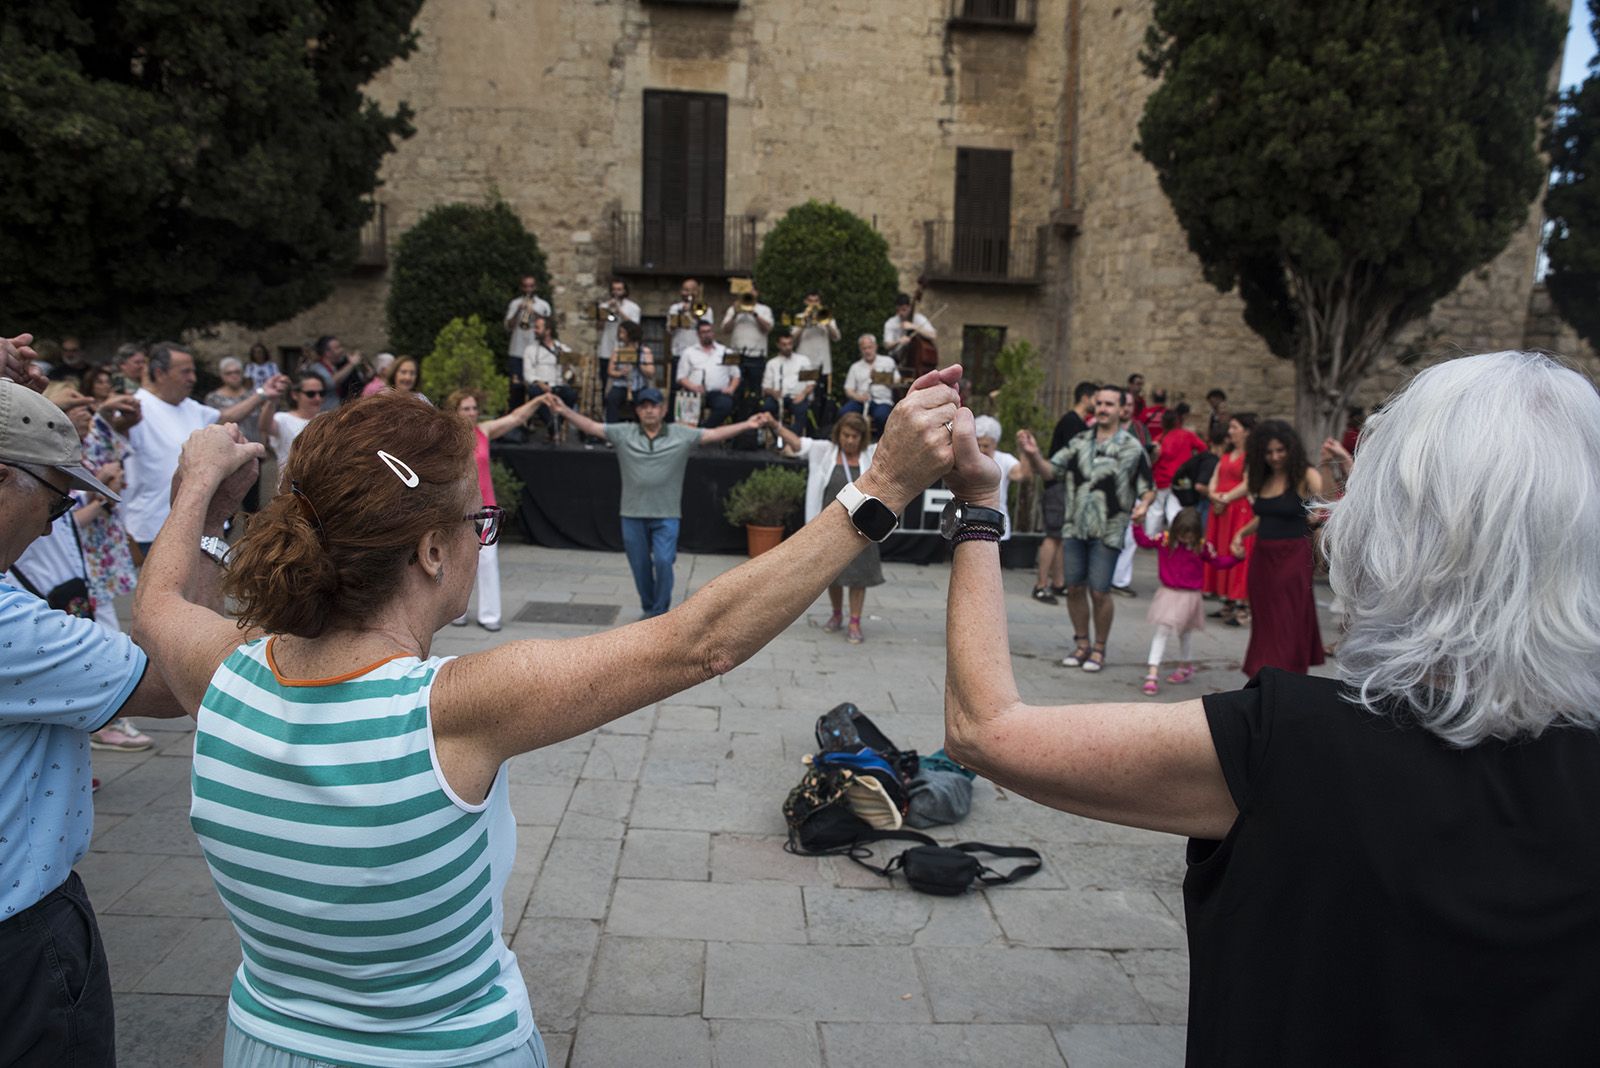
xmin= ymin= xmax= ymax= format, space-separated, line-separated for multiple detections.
xmin=939 ymin=499 xmax=1006 ymax=541
xmin=836 ymin=482 xmax=900 ymax=543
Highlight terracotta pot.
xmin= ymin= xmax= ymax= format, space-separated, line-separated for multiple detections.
xmin=745 ymin=523 xmax=784 ymax=557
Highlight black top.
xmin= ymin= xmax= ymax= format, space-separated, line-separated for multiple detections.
xmin=1251 ymin=489 xmax=1307 ymax=539
xmin=1049 ymin=410 xmax=1088 ymax=456
xmin=1187 ymin=669 xmax=1600 ymax=1067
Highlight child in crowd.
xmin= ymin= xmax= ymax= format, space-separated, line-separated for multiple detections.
xmin=1132 ymin=507 xmax=1238 ymax=694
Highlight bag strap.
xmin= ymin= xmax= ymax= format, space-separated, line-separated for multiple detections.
xmin=7 ymin=562 xmax=43 ymax=599
xmin=839 ymin=829 xmax=939 ymax=876
xmin=952 ymin=841 xmax=1043 ymax=886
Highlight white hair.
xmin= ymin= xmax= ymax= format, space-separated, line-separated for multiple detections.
xmin=1322 ymin=351 xmax=1600 ymax=747
xmin=372 ymin=352 xmax=396 ymax=373
xmin=973 ymin=415 xmax=1002 ymax=442
xmin=218 ymin=357 xmax=243 ymax=374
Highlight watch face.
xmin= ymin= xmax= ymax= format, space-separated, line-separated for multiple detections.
xmin=939 ymin=500 xmax=963 ymax=539
xmin=853 ymin=496 xmax=900 ymax=542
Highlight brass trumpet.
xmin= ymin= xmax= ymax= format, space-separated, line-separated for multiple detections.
xmin=594 ymin=298 xmax=620 ymax=324
xmin=736 ymin=292 xmax=757 ymax=313
xmin=797 ymin=305 xmax=833 ymax=328
xmin=516 ymin=297 xmax=537 ymax=331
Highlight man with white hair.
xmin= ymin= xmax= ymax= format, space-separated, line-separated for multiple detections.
xmin=842 ymin=335 xmax=898 ymax=439
xmin=0 ymin=336 xmax=245 ymax=1063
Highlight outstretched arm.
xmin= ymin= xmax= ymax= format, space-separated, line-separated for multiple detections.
xmin=544 ymin=393 xmax=606 ymax=439
xmin=940 ymin=411 xmax=1236 ymax=840
xmin=700 ymin=412 xmax=764 ymax=446
xmin=480 ymin=397 xmax=543 ymax=441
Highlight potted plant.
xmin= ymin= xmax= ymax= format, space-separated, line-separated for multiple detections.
xmin=723 ymin=465 xmax=807 ymax=557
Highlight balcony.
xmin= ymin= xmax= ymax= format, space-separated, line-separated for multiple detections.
xmin=353 ymin=202 xmax=387 ymax=271
xmin=643 ymin=0 xmax=738 ymax=8
xmin=611 ymin=213 xmax=758 ymax=278
xmin=923 ymin=221 xmax=1047 ymax=285
xmin=948 ymin=0 xmax=1037 ymax=32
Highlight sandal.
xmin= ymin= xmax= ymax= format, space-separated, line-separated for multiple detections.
xmin=1229 ymin=610 xmax=1251 ymax=628
xmin=1061 ymin=634 xmax=1091 ymax=667
xmin=1142 ymin=675 xmax=1160 ymax=695
xmin=846 ymin=617 xmax=863 ymax=644
xmin=1082 ymin=642 xmax=1107 ymax=673
xmin=824 ymin=612 xmax=843 ymax=632
xmin=1167 ymin=666 xmax=1195 ymax=684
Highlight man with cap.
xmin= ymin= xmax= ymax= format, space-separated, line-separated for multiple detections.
xmin=0 ymin=338 xmax=255 ymax=1062
xmin=544 ymin=388 xmax=767 ymax=617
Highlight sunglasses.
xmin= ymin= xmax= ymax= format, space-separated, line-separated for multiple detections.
xmin=298 ymin=388 xmax=325 ymax=397
xmin=14 ymin=465 xmax=76 ymax=522
xmin=465 ymin=506 xmax=505 ymax=547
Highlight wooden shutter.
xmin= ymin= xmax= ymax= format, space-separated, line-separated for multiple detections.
xmin=643 ymin=91 xmax=728 ymax=269
xmin=954 ymin=148 xmax=1013 ymax=278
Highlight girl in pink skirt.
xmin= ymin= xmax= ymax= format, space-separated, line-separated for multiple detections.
xmin=1132 ymin=508 xmax=1239 ymax=695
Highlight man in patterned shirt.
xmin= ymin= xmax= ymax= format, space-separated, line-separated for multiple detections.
xmin=0 ymin=339 xmax=243 ymax=1064
xmin=1016 ymin=384 xmax=1154 ymax=674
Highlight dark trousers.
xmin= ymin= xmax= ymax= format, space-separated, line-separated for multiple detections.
xmin=761 ymin=394 xmax=812 ymax=434
xmin=605 ymin=385 xmax=632 ymax=424
xmin=840 ymin=399 xmax=892 ymax=438
xmin=0 ymin=871 xmax=115 ymax=1066
xmin=700 ymin=390 xmax=736 ymax=428
xmin=528 ymin=384 xmax=579 ymax=432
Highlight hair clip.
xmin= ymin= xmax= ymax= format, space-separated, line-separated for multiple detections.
xmin=289 ymin=480 xmax=326 ymax=542
xmin=377 ymin=450 xmax=420 ymax=488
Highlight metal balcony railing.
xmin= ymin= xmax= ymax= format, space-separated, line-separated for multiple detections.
xmin=923 ymin=221 xmax=1047 ymax=285
xmin=611 ymin=213 xmax=758 ymax=277
xmin=354 ymin=202 xmax=387 ymax=270
xmin=948 ymin=0 xmax=1037 ymax=31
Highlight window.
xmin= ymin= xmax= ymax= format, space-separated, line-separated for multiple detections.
xmin=641 ymin=91 xmax=728 ymax=269
xmin=953 ymin=148 xmax=1013 ymax=279
xmin=961 ymin=325 xmax=1008 ymax=397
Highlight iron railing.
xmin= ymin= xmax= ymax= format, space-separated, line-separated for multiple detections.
xmin=948 ymin=0 xmax=1037 ymax=31
xmin=354 ymin=202 xmax=387 ymax=270
xmin=611 ymin=213 xmax=758 ymax=277
xmin=923 ymin=221 xmax=1047 ymax=285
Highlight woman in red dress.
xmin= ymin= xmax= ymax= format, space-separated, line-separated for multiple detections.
xmin=1230 ymin=419 xmax=1326 ymax=676
xmin=1204 ymin=413 xmax=1256 ymax=623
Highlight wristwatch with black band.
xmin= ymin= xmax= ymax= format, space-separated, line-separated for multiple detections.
xmin=940 ymin=499 xmax=1006 ymax=542
xmin=836 ymin=482 xmax=900 ymax=543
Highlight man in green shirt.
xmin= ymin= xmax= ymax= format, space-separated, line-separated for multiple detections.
xmin=548 ymin=389 xmax=765 ymax=616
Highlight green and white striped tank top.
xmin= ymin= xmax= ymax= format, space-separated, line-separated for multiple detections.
xmin=192 ymin=637 xmax=534 ymax=1067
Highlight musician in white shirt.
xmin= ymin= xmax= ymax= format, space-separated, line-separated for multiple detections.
xmin=596 ymin=279 xmax=643 ymax=367
xmin=793 ymin=289 xmax=841 ymax=376
xmin=721 ymin=286 xmax=774 ymax=357
xmin=760 ymin=333 xmax=815 ymax=434
xmin=841 ymin=334 xmax=898 ymax=437
xmin=522 ymin=316 xmax=578 ymax=440
xmin=665 ymin=278 xmax=714 ymax=359
xmin=504 ymin=274 xmax=553 ymax=373
xmin=675 ymin=321 xmax=739 ymax=428
xmin=882 ymin=292 xmax=936 ymax=358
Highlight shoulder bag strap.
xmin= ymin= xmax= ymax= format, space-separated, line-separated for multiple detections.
xmin=952 ymin=842 xmax=1043 ymax=886
xmin=842 ymin=829 xmax=940 ymax=877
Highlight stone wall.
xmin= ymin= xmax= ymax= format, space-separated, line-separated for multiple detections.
xmin=197 ymin=0 xmax=1564 ymax=435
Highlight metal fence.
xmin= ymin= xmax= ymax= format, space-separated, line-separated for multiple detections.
xmin=611 ymin=213 xmax=758 ymax=277
xmin=923 ymin=221 xmax=1047 ymax=285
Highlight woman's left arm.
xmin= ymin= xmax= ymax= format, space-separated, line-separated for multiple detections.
xmin=941 ymin=412 xmax=1237 ymax=839
xmin=130 ymin=425 xmax=267 ymax=712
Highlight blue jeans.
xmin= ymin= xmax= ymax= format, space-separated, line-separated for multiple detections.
xmin=621 ymin=517 xmax=679 ymax=616
xmin=1060 ymin=537 xmax=1119 ymax=594
xmin=839 ymin=399 xmax=892 ymax=436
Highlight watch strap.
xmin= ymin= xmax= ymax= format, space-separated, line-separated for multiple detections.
xmin=199 ymin=535 xmax=232 ymax=569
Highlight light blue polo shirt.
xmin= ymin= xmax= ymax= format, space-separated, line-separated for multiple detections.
xmin=1 ymin=582 xmax=147 ymax=918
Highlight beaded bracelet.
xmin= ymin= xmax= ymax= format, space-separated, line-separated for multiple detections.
xmin=952 ymin=527 xmax=1002 ymax=545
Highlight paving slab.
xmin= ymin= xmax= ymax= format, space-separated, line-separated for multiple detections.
xmin=917 ymin=947 xmax=1152 ymax=1025
xmin=570 ymin=1015 xmax=712 ymax=1068
xmin=986 ymin=888 xmax=1188 ymax=950
xmin=1053 ymin=1023 xmax=1188 ymax=1068
xmin=607 ymin=878 xmax=806 ymax=944
xmin=704 ymin=943 xmax=931 ymax=1022
xmin=820 ymin=1023 xmax=1067 ymax=1068
xmin=586 ymin=936 xmax=706 ymax=1016
xmin=711 ymin=1019 xmax=823 ymax=1068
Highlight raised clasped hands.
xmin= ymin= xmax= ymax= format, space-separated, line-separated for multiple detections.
xmin=174 ymin=423 xmax=265 ymax=528
xmin=859 ymin=365 xmax=965 ymax=510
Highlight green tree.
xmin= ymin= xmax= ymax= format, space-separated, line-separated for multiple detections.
xmin=385 ymin=200 xmax=548 ymax=362
xmin=754 ymin=201 xmax=899 ymax=381
xmin=1544 ymin=2 xmax=1600 ymax=346
xmin=0 ymin=0 xmax=423 ymax=341
xmin=988 ymin=339 xmax=1050 ymax=454
xmin=419 ymin=316 xmax=510 ymax=416
xmin=1138 ymin=2 xmax=1561 ymax=444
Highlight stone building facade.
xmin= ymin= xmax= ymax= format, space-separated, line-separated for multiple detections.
xmin=201 ymin=0 xmax=1590 ymax=422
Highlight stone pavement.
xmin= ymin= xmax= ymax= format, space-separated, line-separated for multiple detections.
xmin=86 ymin=542 xmax=1337 ymax=1067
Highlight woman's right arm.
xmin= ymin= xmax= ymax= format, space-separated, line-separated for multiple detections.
xmin=544 ymin=394 xmax=605 ymax=439
xmin=431 ymin=373 xmax=962 ymax=767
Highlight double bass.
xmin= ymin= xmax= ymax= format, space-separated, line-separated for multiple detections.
xmin=900 ymin=278 xmax=939 ymax=378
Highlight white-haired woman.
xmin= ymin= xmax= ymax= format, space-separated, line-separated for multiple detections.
xmin=971 ymin=415 xmax=1027 ymax=539
xmin=205 ymin=357 xmax=270 ymax=512
xmin=941 ymin=351 xmax=1600 ymax=1065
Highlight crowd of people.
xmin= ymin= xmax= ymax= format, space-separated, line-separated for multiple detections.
xmin=6 ymin=315 xmax=1600 ymax=1064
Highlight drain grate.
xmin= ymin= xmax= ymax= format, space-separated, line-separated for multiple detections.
xmin=512 ymin=602 xmax=620 ymax=626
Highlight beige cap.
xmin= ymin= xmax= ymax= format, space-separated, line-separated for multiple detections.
xmin=0 ymin=380 xmax=119 ymax=500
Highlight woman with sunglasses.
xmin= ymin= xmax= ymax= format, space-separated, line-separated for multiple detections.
xmin=131 ymin=378 xmax=960 ymax=1067
xmin=444 ymin=388 xmax=544 ymax=633
xmin=257 ymin=371 xmax=318 ymax=490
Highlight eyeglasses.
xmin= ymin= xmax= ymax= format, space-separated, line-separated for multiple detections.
xmin=298 ymin=389 xmax=324 ymax=397
xmin=465 ymin=506 xmax=505 ymax=547
xmin=13 ymin=465 xmax=76 ymax=522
